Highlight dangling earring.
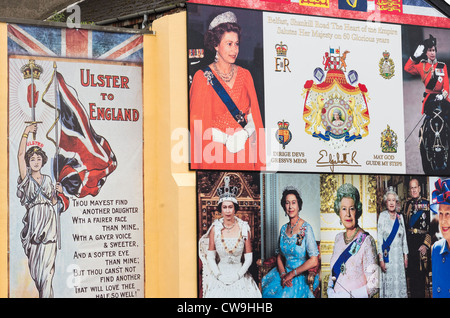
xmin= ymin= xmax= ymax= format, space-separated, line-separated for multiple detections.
xmin=214 ymin=51 xmax=219 ymax=63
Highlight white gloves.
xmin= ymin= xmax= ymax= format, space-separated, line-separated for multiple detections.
xmin=226 ymin=113 xmax=256 ymax=153
xmin=207 ymin=250 xmax=221 ymax=278
xmin=412 ymin=44 xmax=425 ymax=62
xmin=243 ymin=113 xmax=256 ymax=138
xmin=212 ymin=127 xmax=248 ymax=153
xmin=211 ymin=113 xmax=256 ymax=154
xmin=207 ymin=251 xmax=254 ymax=286
xmin=226 ymin=129 xmax=249 ymax=153
xmin=414 ymin=44 xmax=425 ymax=58
xmin=218 ymin=273 xmax=239 ymax=285
xmin=212 ymin=128 xmax=228 ymax=144
xmin=237 ymin=253 xmax=253 ymax=279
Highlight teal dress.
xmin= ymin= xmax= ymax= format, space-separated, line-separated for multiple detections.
xmin=262 ymin=222 xmax=319 ymax=298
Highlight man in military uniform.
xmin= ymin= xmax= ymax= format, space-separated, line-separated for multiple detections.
xmin=402 ymin=178 xmax=431 ymax=298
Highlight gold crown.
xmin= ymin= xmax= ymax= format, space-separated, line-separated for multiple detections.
xmin=275 ymin=42 xmax=288 ymax=57
xmin=21 ymin=60 xmax=43 ymax=80
xmin=383 ymin=50 xmax=390 ymax=59
xmin=278 ymin=120 xmax=290 ymax=129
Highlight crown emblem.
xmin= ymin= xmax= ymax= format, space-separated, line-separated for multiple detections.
xmin=278 ymin=120 xmax=290 ymax=129
xmin=382 ymin=51 xmax=390 ymax=60
xmin=217 ymin=176 xmax=239 ymax=204
xmin=275 ymin=42 xmax=288 ymax=57
xmin=21 ymin=60 xmax=43 ymax=80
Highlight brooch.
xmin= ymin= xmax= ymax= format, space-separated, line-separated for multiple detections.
xmin=203 ymin=70 xmax=214 ymax=86
xmin=296 ymin=227 xmax=306 ymax=246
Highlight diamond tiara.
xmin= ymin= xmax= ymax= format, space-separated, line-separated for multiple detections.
xmin=209 ymin=11 xmax=237 ymax=30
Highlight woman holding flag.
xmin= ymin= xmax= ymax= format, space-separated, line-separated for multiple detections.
xmin=377 ymin=188 xmax=409 ymax=298
xmin=16 ymin=123 xmax=63 ymax=298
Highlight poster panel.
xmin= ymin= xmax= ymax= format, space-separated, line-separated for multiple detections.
xmin=8 ymin=24 xmax=144 ymax=298
xmin=188 ymin=5 xmax=266 ymax=171
xmin=188 ymin=2 xmax=450 ymax=176
xmin=196 ymin=171 xmax=262 ymax=298
xmin=401 ymin=25 xmax=450 ymax=175
xmin=264 ymin=11 xmax=405 ymax=174
xmin=196 ymin=171 xmax=447 ymax=298
xmin=187 ymin=0 xmax=450 ymax=28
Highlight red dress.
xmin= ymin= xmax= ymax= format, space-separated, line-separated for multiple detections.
xmin=189 ymin=65 xmax=265 ymax=170
xmin=404 ymin=57 xmax=450 ymax=114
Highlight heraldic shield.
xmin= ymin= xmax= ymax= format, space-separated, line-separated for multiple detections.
xmin=276 ymin=120 xmax=292 ymax=149
xmin=302 ymin=48 xmax=370 ymax=150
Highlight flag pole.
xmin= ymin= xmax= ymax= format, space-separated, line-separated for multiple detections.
xmin=54 ymin=61 xmax=59 ymax=180
xmin=30 ymin=61 xmax=35 ymax=139
xmin=53 ymin=61 xmax=62 ymax=250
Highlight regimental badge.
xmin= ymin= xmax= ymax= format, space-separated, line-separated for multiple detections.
xmin=302 ymin=48 xmax=370 ymax=150
xmin=379 ymin=50 xmax=395 ymax=79
xmin=276 ymin=120 xmax=292 ymax=149
xmin=380 ymin=125 xmax=398 ymax=153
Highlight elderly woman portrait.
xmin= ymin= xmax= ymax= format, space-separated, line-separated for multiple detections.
xmin=261 ymin=187 xmax=319 ymax=298
xmin=377 ymin=187 xmax=409 ymax=298
xmin=430 ymin=178 xmax=450 ymax=298
xmin=327 ymin=183 xmax=378 ymax=298
xmin=331 ymin=108 xmax=344 ymax=127
xmin=189 ymin=9 xmax=265 ymax=170
xmin=198 ymin=176 xmax=261 ymax=298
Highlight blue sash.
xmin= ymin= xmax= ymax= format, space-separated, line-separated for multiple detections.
xmin=204 ymin=66 xmax=247 ymax=128
xmin=409 ymin=201 xmax=428 ymax=227
xmin=332 ymin=232 xmax=367 ymax=282
xmin=382 ymin=216 xmax=399 ymax=263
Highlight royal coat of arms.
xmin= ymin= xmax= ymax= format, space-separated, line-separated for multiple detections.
xmin=276 ymin=120 xmax=292 ymax=149
xmin=380 ymin=125 xmax=398 ymax=153
xmin=302 ymin=48 xmax=370 ymax=150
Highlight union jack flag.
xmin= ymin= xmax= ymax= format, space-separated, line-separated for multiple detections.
xmin=51 ymin=71 xmax=117 ymax=211
xmin=7 ymin=24 xmax=143 ymax=62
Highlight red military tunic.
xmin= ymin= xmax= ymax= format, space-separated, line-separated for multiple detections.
xmin=404 ymin=58 xmax=450 ymax=114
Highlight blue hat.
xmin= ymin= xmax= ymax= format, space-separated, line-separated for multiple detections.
xmin=430 ymin=178 xmax=450 ymax=214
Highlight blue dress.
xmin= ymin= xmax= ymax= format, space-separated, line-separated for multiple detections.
xmin=262 ymin=222 xmax=319 ymax=298
xmin=432 ymin=239 xmax=450 ymax=298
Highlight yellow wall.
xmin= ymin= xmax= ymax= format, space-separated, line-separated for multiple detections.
xmin=0 ymin=23 xmax=7 ymax=298
xmin=144 ymin=12 xmax=197 ymax=298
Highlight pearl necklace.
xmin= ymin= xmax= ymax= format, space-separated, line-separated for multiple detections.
xmin=344 ymin=226 xmax=360 ymax=245
xmin=213 ymin=63 xmax=235 ymax=83
xmin=223 ymin=219 xmax=236 ymax=232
